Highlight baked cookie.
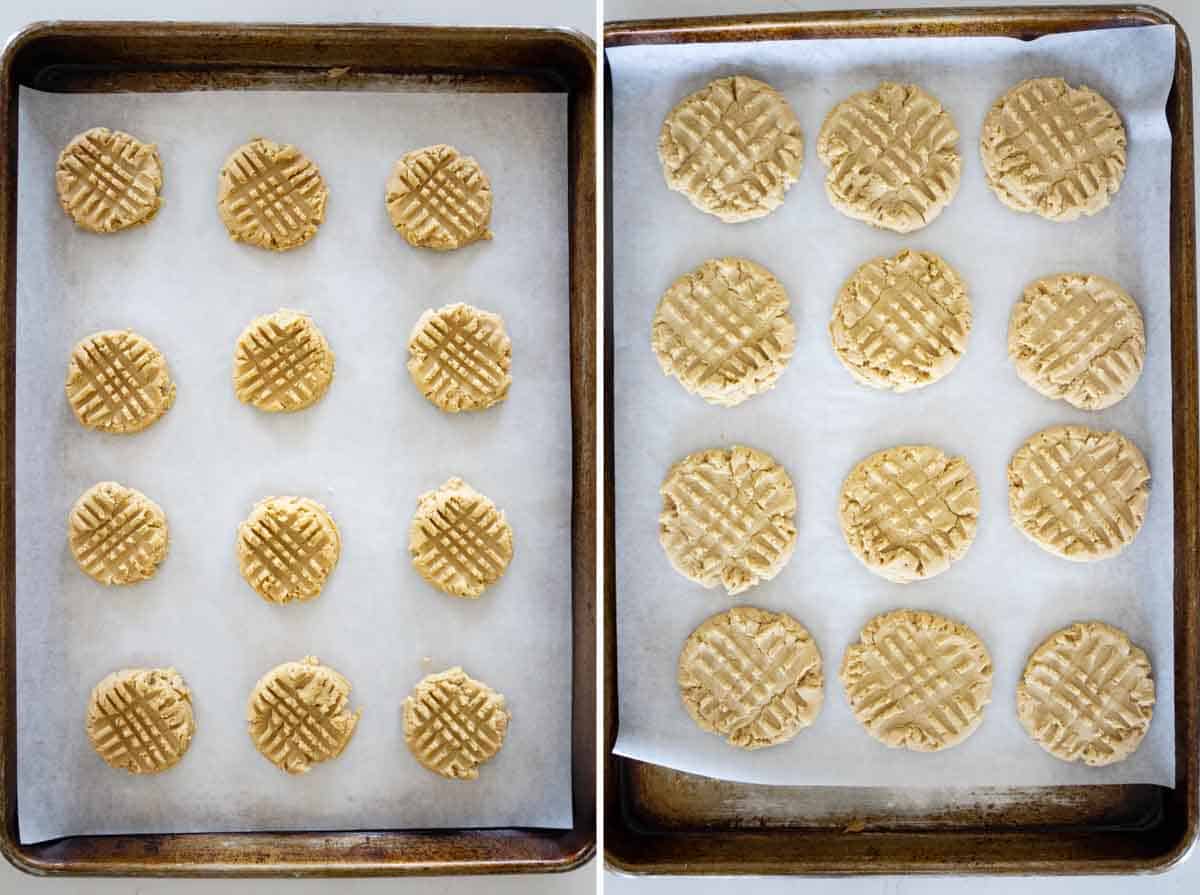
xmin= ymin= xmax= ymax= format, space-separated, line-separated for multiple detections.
xmin=55 ymin=127 xmax=163 ymax=233
xmin=247 ymin=656 xmax=361 ymax=774
xmin=678 ymin=606 xmax=823 ymax=750
xmin=409 ymin=478 xmax=513 ymax=598
xmin=69 ymin=481 xmax=168 ymax=585
xmin=237 ymin=496 xmax=341 ymax=604
xmin=981 ymin=78 xmax=1126 ymax=221
xmin=233 ymin=309 xmax=336 ymax=412
xmin=386 ymin=144 xmax=493 ymax=250
xmin=1008 ymin=425 xmax=1149 ymax=561
xmin=659 ymin=445 xmax=797 ymax=595
xmin=830 ymin=249 xmax=970 ymax=392
xmin=658 ymin=75 xmax=804 ymax=223
xmin=817 ymin=82 xmax=961 ymax=233
xmin=217 ymin=137 xmax=327 ymax=251
xmin=839 ymin=445 xmax=979 ymax=583
xmin=841 ymin=609 xmax=992 ymax=752
xmin=65 ymin=329 xmax=176 ymax=434
xmin=1017 ymin=621 xmax=1154 ymax=766
xmin=651 ymin=257 xmax=795 ymax=406
xmin=403 ymin=666 xmax=510 ymax=779
xmin=1008 ymin=273 xmax=1145 ymax=410
xmin=86 ymin=667 xmax=195 ymax=774
xmin=407 ymin=303 xmax=511 ymax=413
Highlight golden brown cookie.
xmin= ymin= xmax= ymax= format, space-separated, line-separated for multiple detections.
xmin=1017 ymin=621 xmax=1154 ymax=766
xmin=55 ymin=127 xmax=163 ymax=233
xmin=65 ymin=329 xmax=176 ymax=434
xmin=247 ymin=656 xmax=361 ymax=774
xmin=409 ymin=478 xmax=513 ymax=598
xmin=678 ymin=607 xmax=823 ymax=750
xmin=839 ymin=445 xmax=979 ymax=583
xmin=403 ymin=666 xmax=510 ymax=779
xmin=817 ymin=82 xmax=961 ymax=233
xmin=86 ymin=667 xmax=195 ymax=774
xmin=981 ymin=78 xmax=1126 ymax=221
xmin=841 ymin=609 xmax=992 ymax=752
xmin=1008 ymin=425 xmax=1150 ymax=561
xmin=658 ymin=75 xmax=804 ymax=223
xmin=659 ymin=445 xmax=797 ymax=595
xmin=407 ymin=303 xmax=512 ymax=413
xmin=651 ymin=257 xmax=795 ymax=407
xmin=69 ymin=481 xmax=168 ymax=585
xmin=830 ymin=249 xmax=971 ymax=392
xmin=237 ymin=496 xmax=341 ymax=604
xmin=386 ymin=144 xmax=493 ymax=251
xmin=1008 ymin=273 xmax=1145 ymax=410
xmin=217 ymin=137 xmax=327 ymax=251
xmin=233 ymin=309 xmax=336 ymax=412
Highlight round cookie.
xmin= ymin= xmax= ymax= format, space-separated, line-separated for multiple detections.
xmin=409 ymin=478 xmax=513 ymax=598
xmin=981 ymin=77 xmax=1126 ymax=221
xmin=65 ymin=329 xmax=176 ymax=434
xmin=217 ymin=137 xmax=328 ymax=251
xmin=69 ymin=481 xmax=168 ymax=585
xmin=86 ymin=667 xmax=195 ymax=774
xmin=233 ymin=309 xmax=336 ymax=412
xmin=1017 ymin=621 xmax=1154 ymax=766
xmin=651 ymin=257 xmax=795 ymax=407
xmin=247 ymin=656 xmax=361 ymax=774
xmin=55 ymin=127 xmax=163 ymax=233
xmin=237 ymin=496 xmax=341 ymax=604
xmin=1008 ymin=273 xmax=1145 ymax=410
xmin=839 ymin=445 xmax=979 ymax=583
xmin=1008 ymin=425 xmax=1149 ymax=561
xmin=659 ymin=445 xmax=797 ymax=595
xmin=407 ymin=303 xmax=512 ymax=413
xmin=678 ymin=606 xmax=823 ymax=750
xmin=830 ymin=249 xmax=971 ymax=392
xmin=386 ymin=144 xmax=493 ymax=251
xmin=403 ymin=666 xmax=510 ymax=779
xmin=658 ymin=74 xmax=804 ymax=223
xmin=817 ymin=82 xmax=961 ymax=233
xmin=841 ymin=609 xmax=993 ymax=752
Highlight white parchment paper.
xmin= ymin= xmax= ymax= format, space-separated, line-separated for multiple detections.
xmin=611 ymin=25 xmax=1176 ymax=787
xmin=16 ymin=88 xmax=573 ymax=842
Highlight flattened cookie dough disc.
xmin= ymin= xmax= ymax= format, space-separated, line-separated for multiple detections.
xmin=247 ymin=656 xmax=361 ymax=774
xmin=409 ymin=478 xmax=513 ymax=598
xmin=86 ymin=667 xmax=195 ymax=773
xmin=66 ymin=329 xmax=176 ymax=434
xmin=839 ymin=445 xmax=979 ymax=583
xmin=659 ymin=445 xmax=797 ymax=595
xmin=237 ymin=496 xmax=341 ymax=604
xmin=69 ymin=481 xmax=168 ymax=585
xmin=652 ymin=257 xmax=795 ymax=407
xmin=403 ymin=666 xmax=510 ymax=779
xmin=678 ymin=607 xmax=823 ymax=750
xmin=218 ymin=137 xmax=328 ymax=251
xmin=658 ymin=75 xmax=804 ymax=223
xmin=56 ymin=127 xmax=163 ymax=233
xmin=386 ymin=144 xmax=493 ymax=250
xmin=233 ymin=309 xmax=336 ymax=412
xmin=1018 ymin=621 xmax=1154 ymax=766
xmin=841 ymin=609 xmax=992 ymax=752
xmin=817 ymin=82 xmax=961 ymax=233
xmin=408 ymin=303 xmax=512 ymax=412
xmin=1009 ymin=273 xmax=1145 ymax=410
xmin=1008 ymin=425 xmax=1149 ymax=561
xmin=830 ymin=249 xmax=970 ymax=392
xmin=981 ymin=78 xmax=1126 ymax=221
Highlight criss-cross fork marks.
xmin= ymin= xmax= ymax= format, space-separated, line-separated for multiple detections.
xmin=250 ymin=670 xmax=357 ymax=772
xmin=411 ymin=309 xmax=510 ymax=409
xmin=89 ymin=674 xmax=190 ymax=773
xmin=413 ymin=496 xmax=511 ymax=595
xmin=406 ymin=677 xmax=508 ymax=777
xmin=240 ymin=501 xmax=337 ymax=602
xmin=235 ymin=317 xmax=331 ymax=410
xmin=68 ymin=332 xmax=169 ymax=430
xmin=70 ymin=485 xmax=164 ymax=584
xmin=58 ymin=130 xmax=159 ymax=230
xmin=223 ymin=143 xmax=324 ymax=243
xmin=388 ymin=148 xmax=491 ymax=246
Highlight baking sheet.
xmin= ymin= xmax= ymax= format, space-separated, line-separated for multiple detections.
xmin=611 ymin=25 xmax=1176 ymax=787
xmin=15 ymin=87 xmax=572 ymax=842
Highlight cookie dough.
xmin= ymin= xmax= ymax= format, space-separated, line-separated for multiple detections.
xmin=56 ymin=127 xmax=163 ymax=233
xmin=218 ymin=137 xmax=327 ymax=250
xmin=233 ymin=309 xmax=336 ymax=412
xmin=409 ymin=478 xmax=513 ymax=598
xmin=69 ymin=481 xmax=168 ymax=585
xmin=403 ymin=666 xmax=510 ymax=779
xmin=407 ymin=303 xmax=511 ymax=412
xmin=86 ymin=667 xmax=195 ymax=773
xmin=386 ymin=144 xmax=493 ymax=250
xmin=237 ymin=496 xmax=341 ymax=604
xmin=66 ymin=329 xmax=175 ymax=434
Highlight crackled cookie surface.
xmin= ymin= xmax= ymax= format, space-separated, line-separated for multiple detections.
xmin=86 ymin=667 xmax=195 ymax=773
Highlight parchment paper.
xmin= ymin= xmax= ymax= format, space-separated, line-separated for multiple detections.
xmin=16 ymin=87 xmax=572 ymax=842
xmin=611 ymin=25 xmax=1176 ymax=787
